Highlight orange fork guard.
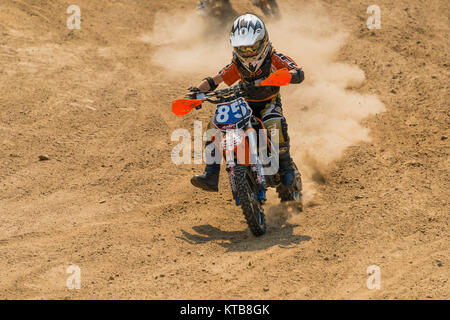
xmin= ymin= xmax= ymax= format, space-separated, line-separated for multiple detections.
xmin=172 ymin=99 xmax=203 ymax=116
xmin=261 ymin=68 xmax=292 ymax=87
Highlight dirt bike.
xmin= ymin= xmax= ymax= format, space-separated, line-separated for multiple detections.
xmin=253 ymin=0 xmax=280 ymax=18
xmin=172 ymin=69 xmax=302 ymax=236
xmin=196 ymin=0 xmax=235 ymax=18
xmin=197 ymin=0 xmax=280 ymax=19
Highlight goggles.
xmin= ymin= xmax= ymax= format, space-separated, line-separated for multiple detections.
xmin=236 ymin=40 xmax=263 ymax=57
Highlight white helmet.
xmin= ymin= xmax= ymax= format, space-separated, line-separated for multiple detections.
xmin=229 ymin=14 xmax=270 ymax=73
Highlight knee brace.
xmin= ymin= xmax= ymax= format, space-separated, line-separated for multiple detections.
xmin=263 ymin=117 xmax=290 ymax=146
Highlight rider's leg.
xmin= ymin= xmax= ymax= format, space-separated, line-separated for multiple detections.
xmin=190 ymin=119 xmax=221 ymax=192
xmin=259 ymin=96 xmax=298 ymax=187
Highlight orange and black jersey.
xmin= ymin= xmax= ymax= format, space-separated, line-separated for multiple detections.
xmin=218 ymin=48 xmax=302 ymax=102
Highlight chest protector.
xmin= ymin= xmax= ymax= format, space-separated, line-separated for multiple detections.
xmin=233 ymin=48 xmax=279 ymax=102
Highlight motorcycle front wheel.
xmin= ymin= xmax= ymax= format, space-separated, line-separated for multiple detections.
xmin=233 ymin=165 xmax=267 ymax=236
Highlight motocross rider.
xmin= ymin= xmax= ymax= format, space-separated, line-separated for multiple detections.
xmin=189 ymin=14 xmax=304 ymax=198
xmin=197 ymin=0 xmax=279 ymax=18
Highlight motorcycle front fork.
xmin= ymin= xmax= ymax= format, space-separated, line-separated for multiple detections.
xmin=225 ymin=129 xmax=267 ymax=206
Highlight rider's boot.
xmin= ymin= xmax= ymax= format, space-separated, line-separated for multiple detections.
xmin=279 ymin=146 xmax=295 ymax=185
xmin=191 ymin=164 xmax=220 ymax=192
xmin=278 ymin=148 xmax=302 ymax=201
xmin=191 ymin=141 xmax=220 ymax=192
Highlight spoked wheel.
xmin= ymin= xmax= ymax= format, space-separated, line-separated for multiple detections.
xmin=233 ymin=165 xmax=267 ymax=236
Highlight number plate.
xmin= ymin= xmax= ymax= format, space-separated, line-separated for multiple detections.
xmin=213 ymin=98 xmax=251 ymax=129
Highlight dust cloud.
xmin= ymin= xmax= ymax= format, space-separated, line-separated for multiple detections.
xmin=147 ymin=4 xmax=385 ymax=209
xmin=267 ymin=5 xmax=385 ymax=204
xmin=145 ymin=11 xmax=231 ymax=75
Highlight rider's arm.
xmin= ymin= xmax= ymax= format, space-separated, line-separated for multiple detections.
xmin=194 ymin=60 xmax=240 ymax=92
xmin=195 ymin=74 xmax=223 ymax=92
xmin=272 ymin=51 xmax=305 ymax=84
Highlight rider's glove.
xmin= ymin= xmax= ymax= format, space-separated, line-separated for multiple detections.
xmin=186 ymin=87 xmax=200 ymax=100
xmin=186 ymin=87 xmax=203 ymax=110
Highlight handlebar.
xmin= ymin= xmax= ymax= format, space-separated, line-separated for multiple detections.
xmin=173 ymin=69 xmax=292 ymax=116
xmin=188 ymin=68 xmax=293 ymax=104
xmin=200 ymin=82 xmax=254 ymax=104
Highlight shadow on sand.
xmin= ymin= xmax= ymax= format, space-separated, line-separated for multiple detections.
xmin=177 ymin=208 xmax=311 ymax=252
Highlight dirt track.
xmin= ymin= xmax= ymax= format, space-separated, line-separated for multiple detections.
xmin=0 ymin=0 xmax=448 ymax=299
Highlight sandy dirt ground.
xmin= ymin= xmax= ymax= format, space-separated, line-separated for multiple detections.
xmin=0 ymin=0 xmax=448 ymax=299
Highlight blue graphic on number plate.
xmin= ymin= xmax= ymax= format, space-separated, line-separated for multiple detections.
xmin=214 ymin=98 xmax=250 ymax=128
